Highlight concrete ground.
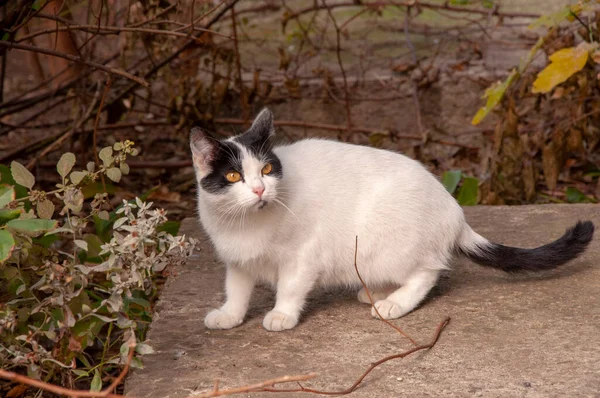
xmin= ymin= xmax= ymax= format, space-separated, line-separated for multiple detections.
xmin=125 ymin=204 xmax=600 ymax=398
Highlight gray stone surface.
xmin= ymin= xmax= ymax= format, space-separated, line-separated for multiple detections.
xmin=125 ymin=204 xmax=600 ymax=398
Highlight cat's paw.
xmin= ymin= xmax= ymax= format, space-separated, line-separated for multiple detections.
xmin=262 ymin=310 xmax=298 ymax=331
xmin=371 ymin=300 xmax=406 ymax=320
xmin=357 ymin=288 xmax=391 ymax=304
xmin=204 ymin=309 xmax=243 ymax=329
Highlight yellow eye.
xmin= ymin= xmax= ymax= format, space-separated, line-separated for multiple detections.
xmin=262 ymin=163 xmax=273 ymax=175
xmin=226 ymin=171 xmax=241 ymax=183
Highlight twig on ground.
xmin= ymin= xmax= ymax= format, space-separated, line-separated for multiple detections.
xmin=193 ymin=374 xmax=318 ymax=398
xmin=353 ymin=236 xmax=418 ymax=346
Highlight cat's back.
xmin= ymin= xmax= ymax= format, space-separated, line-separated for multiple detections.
xmin=275 ymin=138 xmax=421 ymax=172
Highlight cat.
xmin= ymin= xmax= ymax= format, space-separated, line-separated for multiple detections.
xmin=190 ymin=108 xmax=595 ymax=332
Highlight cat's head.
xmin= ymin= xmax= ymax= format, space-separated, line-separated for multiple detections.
xmin=190 ymin=108 xmax=283 ymax=213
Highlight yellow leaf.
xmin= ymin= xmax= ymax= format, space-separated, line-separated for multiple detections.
xmin=532 ymin=42 xmax=592 ymax=94
xmin=471 ymin=69 xmax=517 ymax=125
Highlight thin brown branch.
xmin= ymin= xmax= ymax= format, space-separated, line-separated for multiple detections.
xmin=128 ymin=2 xmax=178 ymax=27
xmin=25 ymin=83 xmax=101 ymax=169
xmin=92 ymin=75 xmax=112 ymax=194
xmin=403 ymin=9 xmax=425 ymax=139
xmin=262 ymin=316 xmax=451 ymax=395
xmin=353 ymin=236 xmax=418 ymax=346
xmin=213 ymin=118 xmax=478 ymax=149
xmin=0 ymin=344 xmax=136 ymax=398
xmin=38 ymin=160 xmax=193 ymax=169
xmin=283 ymin=1 xmax=539 ymax=28
xmin=192 ymin=373 xmax=318 ymax=398
xmin=23 ymin=15 xmax=232 ymax=41
xmin=230 ymin=4 xmax=248 ymax=121
xmin=323 ymin=0 xmax=352 ymax=136
xmin=0 ymin=41 xmax=149 ymax=87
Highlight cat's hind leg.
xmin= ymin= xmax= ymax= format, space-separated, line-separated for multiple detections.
xmin=371 ymin=268 xmax=439 ymax=320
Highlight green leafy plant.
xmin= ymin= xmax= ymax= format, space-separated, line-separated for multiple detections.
xmin=441 ymin=170 xmax=479 ymax=206
xmin=0 ymin=142 xmax=197 ymax=391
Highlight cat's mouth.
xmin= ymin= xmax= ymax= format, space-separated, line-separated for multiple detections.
xmin=256 ymin=200 xmax=267 ymax=210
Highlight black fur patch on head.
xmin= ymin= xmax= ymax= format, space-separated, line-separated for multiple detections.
xmin=233 ymin=108 xmax=283 ymax=179
xmin=199 ymin=141 xmax=244 ymax=194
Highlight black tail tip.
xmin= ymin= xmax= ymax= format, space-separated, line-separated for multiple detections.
xmin=569 ymin=220 xmax=595 ymax=245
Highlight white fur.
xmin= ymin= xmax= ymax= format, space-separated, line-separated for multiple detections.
xmin=194 ymin=133 xmax=485 ymax=331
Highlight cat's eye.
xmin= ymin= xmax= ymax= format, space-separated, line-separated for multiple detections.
xmin=226 ymin=171 xmax=241 ymax=183
xmin=262 ymin=163 xmax=273 ymax=175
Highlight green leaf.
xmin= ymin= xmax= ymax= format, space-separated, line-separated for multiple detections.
xmin=441 ymin=171 xmax=462 ymax=195
xmin=120 ymin=162 xmax=130 ymax=175
xmin=156 ymin=221 xmax=180 ymax=236
xmin=1 ymin=33 xmax=9 ymax=41
xmin=31 ymin=0 xmax=46 ymax=10
xmin=471 ymin=69 xmax=517 ymax=125
xmin=70 ymin=171 xmax=87 ymax=185
xmin=0 ymin=230 xmax=15 ymax=263
xmin=135 ymin=343 xmax=154 ymax=355
xmin=457 ymin=177 xmax=479 ymax=206
xmin=33 ymin=233 xmax=59 ymax=248
xmin=72 ymin=369 xmax=89 ymax=377
xmin=0 ymin=209 xmax=22 ymax=225
xmin=0 ymin=185 xmax=15 ymax=209
xmin=90 ymin=370 xmax=102 ymax=392
xmin=36 ymin=199 xmax=54 ymax=219
xmin=99 ymin=147 xmax=114 ymax=166
xmin=0 ymin=165 xmax=27 ymax=199
xmin=106 ymin=167 xmax=122 ymax=183
xmin=83 ymin=234 xmax=104 ymax=257
xmin=10 ymin=161 xmax=35 ymax=189
xmin=7 ymin=218 xmax=57 ymax=236
xmin=57 ymin=152 xmax=76 ymax=178
xmin=74 ymin=239 xmax=88 ymax=251
xmin=565 ymin=187 xmax=591 ymax=203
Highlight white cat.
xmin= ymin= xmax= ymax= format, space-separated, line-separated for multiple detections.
xmin=190 ymin=109 xmax=594 ymax=332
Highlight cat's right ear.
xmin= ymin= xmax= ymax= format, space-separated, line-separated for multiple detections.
xmin=190 ymin=127 xmax=218 ymax=173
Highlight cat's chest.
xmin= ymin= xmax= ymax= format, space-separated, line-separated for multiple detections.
xmin=205 ymin=221 xmax=282 ymax=266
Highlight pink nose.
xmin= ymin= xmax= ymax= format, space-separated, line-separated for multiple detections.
xmin=252 ymin=186 xmax=265 ymax=199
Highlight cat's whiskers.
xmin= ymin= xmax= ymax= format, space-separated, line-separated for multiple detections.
xmin=273 ymin=198 xmax=299 ymax=221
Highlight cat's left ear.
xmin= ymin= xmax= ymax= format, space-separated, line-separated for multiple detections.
xmin=190 ymin=127 xmax=219 ymax=173
xmin=244 ymin=108 xmax=275 ymax=148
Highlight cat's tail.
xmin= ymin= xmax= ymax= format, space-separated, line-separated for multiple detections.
xmin=458 ymin=221 xmax=594 ymax=272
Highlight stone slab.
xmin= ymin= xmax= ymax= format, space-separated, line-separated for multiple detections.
xmin=125 ymin=204 xmax=600 ymax=398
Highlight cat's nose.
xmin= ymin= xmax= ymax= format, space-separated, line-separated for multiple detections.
xmin=252 ymin=186 xmax=265 ymax=199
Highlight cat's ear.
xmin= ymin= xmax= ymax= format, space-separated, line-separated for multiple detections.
xmin=243 ymin=108 xmax=275 ymax=147
xmin=190 ymin=127 xmax=218 ymax=173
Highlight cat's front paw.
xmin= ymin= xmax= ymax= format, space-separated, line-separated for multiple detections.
xmin=204 ymin=309 xmax=243 ymax=329
xmin=371 ymin=299 xmax=406 ymax=320
xmin=357 ymin=288 xmax=391 ymax=304
xmin=262 ymin=310 xmax=298 ymax=331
